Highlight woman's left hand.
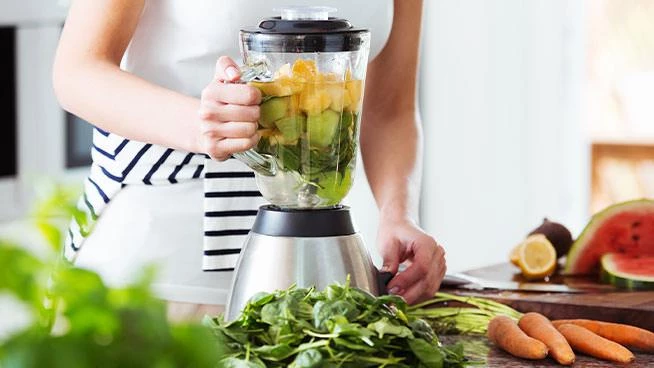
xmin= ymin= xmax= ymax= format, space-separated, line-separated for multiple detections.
xmin=378 ymin=217 xmax=446 ymax=304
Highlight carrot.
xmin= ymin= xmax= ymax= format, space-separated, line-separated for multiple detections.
xmin=556 ymin=323 xmax=635 ymax=364
xmin=518 ymin=313 xmax=575 ymax=365
xmin=487 ymin=315 xmax=548 ymax=360
xmin=552 ymin=319 xmax=654 ymax=352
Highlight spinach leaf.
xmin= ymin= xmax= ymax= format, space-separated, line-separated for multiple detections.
xmin=367 ymin=317 xmax=414 ymax=339
xmin=290 ymin=348 xmax=323 ymax=368
xmin=409 ymin=338 xmax=444 ymax=368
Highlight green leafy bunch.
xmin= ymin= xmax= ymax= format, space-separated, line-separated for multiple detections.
xmin=207 ymin=280 xmax=468 ymax=368
xmin=0 ymin=183 xmax=220 ymax=368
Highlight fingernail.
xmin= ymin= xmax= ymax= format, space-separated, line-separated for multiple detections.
xmin=225 ymin=66 xmax=239 ymax=80
xmin=388 ymin=287 xmax=402 ymax=295
xmin=381 ymin=265 xmax=390 ymax=272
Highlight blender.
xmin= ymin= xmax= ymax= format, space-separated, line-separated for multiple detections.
xmin=226 ymin=6 xmax=388 ymax=320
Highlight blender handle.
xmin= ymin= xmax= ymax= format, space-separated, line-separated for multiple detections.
xmin=376 ymin=269 xmax=395 ymax=295
xmin=230 ymin=61 xmax=277 ymax=176
xmin=232 ymin=150 xmax=277 ymax=177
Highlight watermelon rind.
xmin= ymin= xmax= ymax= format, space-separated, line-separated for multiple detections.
xmin=600 ymin=253 xmax=654 ymax=291
xmin=564 ymin=199 xmax=654 ymax=275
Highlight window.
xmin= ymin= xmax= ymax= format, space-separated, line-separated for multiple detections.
xmin=586 ymin=0 xmax=654 ymax=212
xmin=0 ymin=27 xmax=17 ymax=179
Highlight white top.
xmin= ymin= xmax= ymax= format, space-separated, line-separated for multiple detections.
xmin=72 ymin=0 xmax=393 ymax=306
xmin=122 ymin=0 xmax=393 ymax=95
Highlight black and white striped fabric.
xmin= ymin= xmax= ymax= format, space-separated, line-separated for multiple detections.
xmin=203 ymin=158 xmax=266 ymax=271
xmin=65 ymin=128 xmax=265 ymax=271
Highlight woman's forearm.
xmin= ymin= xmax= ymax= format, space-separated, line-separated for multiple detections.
xmin=54 ymin=60 xmax=201 ymax=153
xmin=53 ymin=0 xmax=203 ymax=153
xmin=360 ymin=110 xmax=423 ymax=221
xmin=360 ymin=0 xmax=424 ymax=221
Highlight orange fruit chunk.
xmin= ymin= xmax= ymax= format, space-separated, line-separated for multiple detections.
xmin=292 ymin=59 xmax=318 ymax=82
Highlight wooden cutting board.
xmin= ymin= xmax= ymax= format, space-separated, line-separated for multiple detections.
xmin=443 ymin=262 xmax=654 ymax=331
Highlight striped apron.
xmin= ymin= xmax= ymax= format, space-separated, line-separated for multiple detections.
xmin=64 ymin=127 xmax=267 ymax=272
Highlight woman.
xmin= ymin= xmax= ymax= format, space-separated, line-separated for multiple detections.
xmin=53 ymin=0 xmax=445 ymax=320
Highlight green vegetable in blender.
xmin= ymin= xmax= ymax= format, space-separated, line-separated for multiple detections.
xmin=260 ymin=97 xmax=289 ymax=128
xmin=275 ymin=115 xmax=306 ymax=142
xmin=248 ymin=59 xmax=363 ymax=206
xmin=208 ymin=281 xmax=469 ymax=368
xmin=313 ymin=170 xmax=353 ymax=206
xmin=307 ymin=109 xmax=340 ymax=149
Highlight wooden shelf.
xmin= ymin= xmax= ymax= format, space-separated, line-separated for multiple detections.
xmin=590 ymin=142 xmax=654 ymax=213
xmin=590 ymin=134 xmax=654 ymax=147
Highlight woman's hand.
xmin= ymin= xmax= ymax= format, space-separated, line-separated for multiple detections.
xmin=198 ymin=56 xmax=262 ymax=160
xmin=378 ymin=216 xmax=446 ymax=305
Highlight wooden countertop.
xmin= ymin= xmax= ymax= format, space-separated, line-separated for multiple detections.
xmin=444 ymin=262 xmax=654 ymax=331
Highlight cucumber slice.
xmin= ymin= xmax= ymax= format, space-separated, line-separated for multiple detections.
xmin=307 ymin=110 xmax=340 ymax=148
xmin=260 ymin=97 xmax=289 ymax=128
xmin=275 ymin=115 xmax=306 ymax=142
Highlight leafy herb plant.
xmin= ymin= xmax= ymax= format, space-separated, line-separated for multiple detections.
xmin=208 ymin=280 xmax=468 ymax=368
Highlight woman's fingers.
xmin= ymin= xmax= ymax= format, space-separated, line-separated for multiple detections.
xmin=201 ymin=121 xmax=259 ymax=139
xmin=201 ymin=83 xmax=261 ymax=106
xmin=201 ymin=134 xmax=260 ymax=161
xmin=214 ymin=55 xmax=241 ymax=82
xmin=196 ymin=56 xmax=264 ymax=159
xmin=384 ymin=233 xmax=446 ymax=304
xmin=199 ymin=102 xmax=260 ymax=122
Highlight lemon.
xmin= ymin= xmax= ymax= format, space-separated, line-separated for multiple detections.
xmin=517 ymin=234 xmax=557 ymax=280
xmin=509 ymin=244 xmax=521 ymax=267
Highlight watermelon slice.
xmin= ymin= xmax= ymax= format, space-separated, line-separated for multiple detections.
xmin=564 ymin=199 xmax=654 ymax=275
xmin=601 ymin=253 xmax=654 ymax=290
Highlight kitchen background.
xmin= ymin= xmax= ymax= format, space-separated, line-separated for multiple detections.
xmin=0 ymin=0 xmax=652 ymax=287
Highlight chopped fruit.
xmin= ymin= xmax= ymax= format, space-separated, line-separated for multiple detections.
xmin=517 ymin=234 xmax=557 ymax=280
xmin=299 ymin=89 xmax=332 ymax=115
xmin=259 ymin=97 xmax=289 ymax=128
xmin=565 ymin=199 xmax=654 ymax=275
xmin=249 ymin=76 xmax=302 ymax=97
xmin=307 ymin=110 xmax=340 ymax=148
xmin=601 ymin=253 xmax=654 ymax=290
xmin=292 ymin=59 xmax=318 ymax=81
xmin=288 ymin=94 xmax=301 ymax=116
xmin=323 ymin=82 xmax=352 ymax=111
xmin=345 ymin=80 xmax=363 ymax=111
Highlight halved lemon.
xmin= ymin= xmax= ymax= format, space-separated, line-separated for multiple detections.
xmin=509 ymin=244 xmax=521 ymax=267
xmin=517 ymin=234 xmax=557 ymax=280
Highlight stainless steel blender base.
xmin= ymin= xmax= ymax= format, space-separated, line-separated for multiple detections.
xmin=225 ymin=232 xmax=378 ymax=321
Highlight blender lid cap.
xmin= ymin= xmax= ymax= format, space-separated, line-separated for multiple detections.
xmin=241 ymin=6 xmax=370 ymax=53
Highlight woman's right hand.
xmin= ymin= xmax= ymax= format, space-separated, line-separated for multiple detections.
xmin=197 ymin=56 xmax=262 ymax=161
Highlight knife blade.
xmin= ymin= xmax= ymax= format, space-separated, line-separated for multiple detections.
xmin=442 ymin=273 xmax=589 ymax=293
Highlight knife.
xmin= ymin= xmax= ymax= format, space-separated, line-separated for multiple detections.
xmin=442 ymin=273 xmax=589 ymax=293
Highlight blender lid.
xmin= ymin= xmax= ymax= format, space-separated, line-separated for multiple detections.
xmin=241 ymin=6 xmax=370 ymax=53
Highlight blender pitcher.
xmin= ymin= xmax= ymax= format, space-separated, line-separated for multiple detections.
xmin=233 ymin=6 xmax=371 ymax=208
xmin=225 ymin=7 xmax=387 ymax=321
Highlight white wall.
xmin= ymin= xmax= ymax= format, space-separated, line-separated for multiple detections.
xmin=419 ymin=0 xmax=589 ymax=272
xmin=349 ymin=1 xmax=589 ymax=272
